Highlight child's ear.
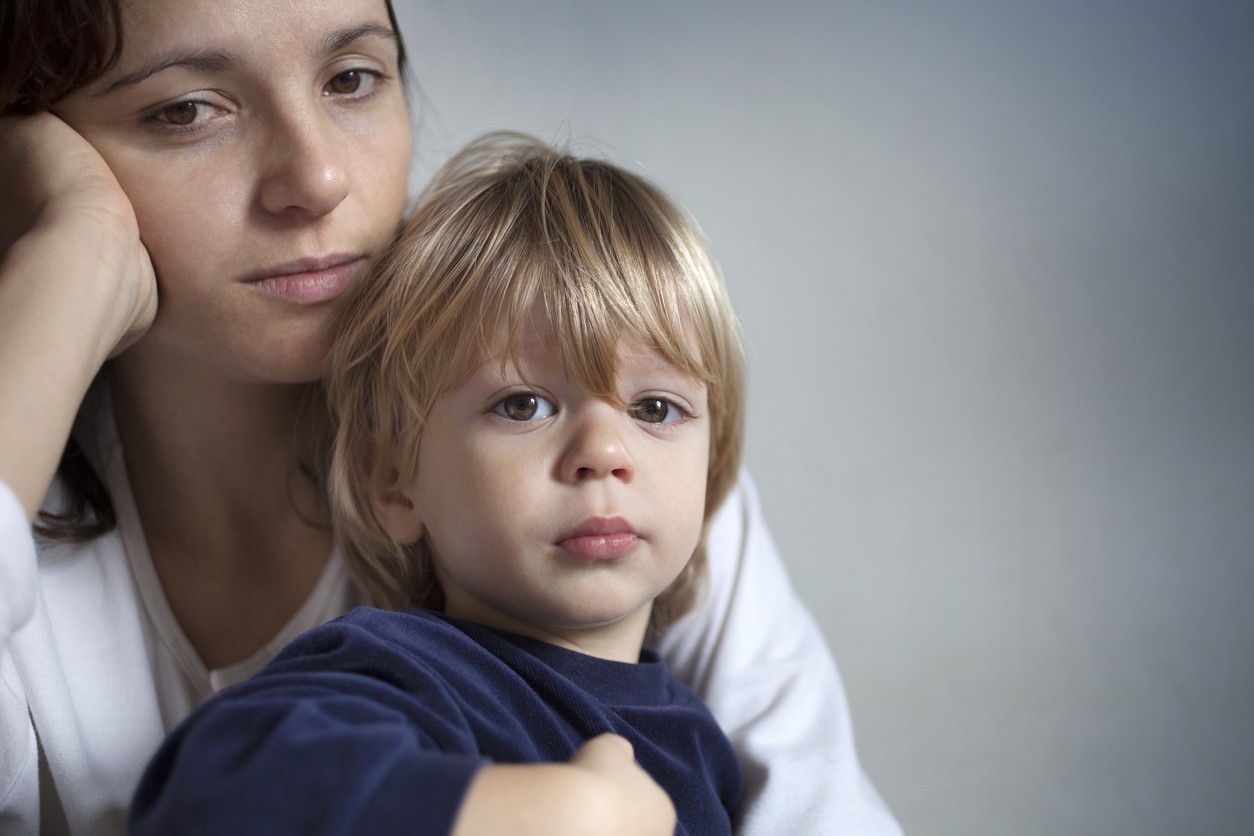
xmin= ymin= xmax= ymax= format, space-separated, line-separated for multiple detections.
xmin=371 ymin=470 xmax=425 ymax=545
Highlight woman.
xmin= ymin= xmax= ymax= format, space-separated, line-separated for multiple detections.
xmin=0 ymin=0 xmax=900 ymax=833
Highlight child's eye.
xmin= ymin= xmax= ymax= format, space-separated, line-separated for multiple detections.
xmin=493 ymin=393 xmax=557 ymax=422
xmin=630 ymin=398 xmax=685 ymax=425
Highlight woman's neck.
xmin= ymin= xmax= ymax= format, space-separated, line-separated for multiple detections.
xmin=110 ymin=347 xmax=335 ymax=669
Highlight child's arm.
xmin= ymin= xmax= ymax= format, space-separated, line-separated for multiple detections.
xmin=132 ymin=704 xmax=673 ymax=836
xmin=129 ymin=645 xmax=676 ymax=835
xmin=452 ymin=734 xmax=675 ymax=836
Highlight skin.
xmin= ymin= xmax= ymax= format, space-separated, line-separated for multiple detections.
xmin=379 ymin=329 xmax=711 ymax=664
xmin=0 ymin=112 xmax=156 ymax=521
xmin=0 ymin=1 xmax=677 ymax=830
xmin=50 ymin=0 xmax=411 ymax=669
xmin=53 ymin=0 xmax=411 ymax=386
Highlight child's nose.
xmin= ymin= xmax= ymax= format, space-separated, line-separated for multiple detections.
xmin=559 ymin=410 xmax=635 ymax=484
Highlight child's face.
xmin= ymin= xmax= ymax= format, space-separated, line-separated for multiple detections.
xmin=389 ymin=325 xmax=710 ymax=660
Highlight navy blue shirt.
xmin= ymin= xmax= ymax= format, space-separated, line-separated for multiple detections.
xmin=131 ymin=607 xmax=741 ymax=835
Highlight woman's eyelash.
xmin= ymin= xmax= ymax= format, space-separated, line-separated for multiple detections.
xmin=139 ymin=65 xmax=389 ymax=135
xmin=142 ymin=99 xmax=219 ymax=134
xmin=324 ymin=67 xmax=391 ymax=100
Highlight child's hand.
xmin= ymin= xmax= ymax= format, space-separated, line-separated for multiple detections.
xmin=451 ymin=733 xmax=677 ymax=836
xmin=568 ymin=734 xmax=677 ymax=835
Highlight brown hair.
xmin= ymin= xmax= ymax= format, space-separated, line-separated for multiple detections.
xmin=2 ymin=0 xmax=409 ymax=541
xmin=0 ymin=0 xmax=124 ymax=115
xmin=326 ymin=132 xmax=745 ymax=633
xmin=1 ymin=0 xmax=409 ymax=115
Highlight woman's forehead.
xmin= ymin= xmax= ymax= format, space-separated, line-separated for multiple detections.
xmin=96 ymin=0 xmax=396 ymax=87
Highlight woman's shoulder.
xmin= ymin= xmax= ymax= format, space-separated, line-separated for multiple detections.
xmin=0 ymin=475 xmax=38 ymax=645
xmin=2 ymin=444 xmax=137 ymax=658
xmin=704 ymin=467 xmax=761 ymax=554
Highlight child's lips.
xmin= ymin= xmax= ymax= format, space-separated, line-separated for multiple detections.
xmin=557 ymin=517 xmax=638 ymax=559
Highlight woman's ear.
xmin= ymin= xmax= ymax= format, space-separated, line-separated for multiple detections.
xmin=371 ymin=470 xmax=425 ymax=545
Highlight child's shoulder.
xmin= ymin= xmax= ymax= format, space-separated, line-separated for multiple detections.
xmin=305 ymin=605 xmax=474 ymax=654
xmin=261 ymin=606 xmax=487 ymax=681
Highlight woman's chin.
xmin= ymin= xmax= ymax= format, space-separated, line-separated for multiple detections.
xmin=118 ymin=315 xmax=336 ymax=388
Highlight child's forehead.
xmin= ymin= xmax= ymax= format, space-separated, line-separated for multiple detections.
xmin=442 ymin=294 xmax=710 ymax=401
xmin=485 ymin=330 xmax=692 ymax=377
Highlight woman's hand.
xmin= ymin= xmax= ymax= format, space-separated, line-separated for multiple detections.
xmin=0 ymin=111 xmax=157 ymax=355
xmin=0 ymin=112 xmax=157 ymax=517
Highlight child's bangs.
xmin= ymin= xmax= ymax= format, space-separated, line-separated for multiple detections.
xmin=386 ymin=136 xmax=732 ymax=409
xmin=557 ymin=258 xmax=711 ymax=399
xmin=493 ymin=162 xmax=721 ymax=398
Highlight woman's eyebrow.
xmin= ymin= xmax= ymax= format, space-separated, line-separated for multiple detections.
xmin=93 ymin=49 xmax=240 ymax=97
xmin=91 ymin=23 xmax=398 ymax=98
xmin=319 ymin=22 xmax=399 ymax=57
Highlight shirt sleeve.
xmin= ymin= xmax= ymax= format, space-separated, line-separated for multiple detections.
xmin=0 ymin=476 xmax=39 ymax=831
xmin=0 ymin=476 xmax=36 ymax=659
xmin=130 ymin=625 xmax=486 ymax=836
xmin=656 ymin=469 xmax=903 ymax=836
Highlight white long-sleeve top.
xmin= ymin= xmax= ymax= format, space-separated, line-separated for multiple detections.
xmin=0 ymin=396 xmax=900 ymax=836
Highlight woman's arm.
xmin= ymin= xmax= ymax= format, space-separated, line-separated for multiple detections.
xmin=657 ymin=470 xmax=903 ymax=835
xmin=0 ymin=113 xmax=156 ymax=519
xmin=0 ymin=112 xmax=155 ymax=829
xmin=0 ymin=477 xmax=39 ymax=829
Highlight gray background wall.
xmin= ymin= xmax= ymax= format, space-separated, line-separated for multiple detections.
xmin=393 ymin=2 xmax=1254 ymax=833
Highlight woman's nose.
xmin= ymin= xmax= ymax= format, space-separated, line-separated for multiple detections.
xmin=257 ymin=111 xmax=350 ymax=218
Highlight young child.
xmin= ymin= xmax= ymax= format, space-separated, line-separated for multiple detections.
xmin=129 ymin=132 xmax=746 ymax=836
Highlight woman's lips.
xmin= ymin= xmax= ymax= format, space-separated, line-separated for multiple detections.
xmin=241 ymin=255 xmax=364 ymax=303
xmin=557 ymin=518 xmax=638 ymax=559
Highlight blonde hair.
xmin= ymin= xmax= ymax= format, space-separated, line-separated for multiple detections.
xmin=326 ymin=132 xmax=744 ymax=632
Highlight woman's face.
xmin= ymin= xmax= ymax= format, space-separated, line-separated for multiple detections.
xmin=55 ymin=0 xmax=412 ymax=383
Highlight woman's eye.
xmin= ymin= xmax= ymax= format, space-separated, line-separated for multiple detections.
xmin=325 ymin=69 xmax=378 ymax=97
xmin=142 ymin=97 xmax=231 ymax=134
xmin=149 ymin=100 xmax=209 ymax=128
xmin=493 ymin=393 xmax=557 ymax=422
xmin=160 ymin=102 xmax=199 ymax=126
xmin=630 ymin=398 xmax=683 ymax=425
